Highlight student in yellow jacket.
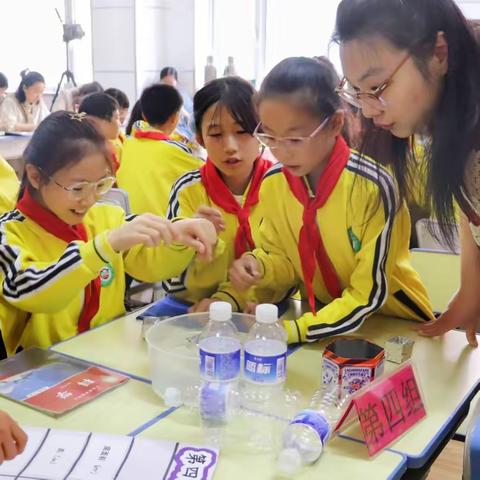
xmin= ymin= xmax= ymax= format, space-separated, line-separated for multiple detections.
xmin=78 ymin=93 xmax=122 ymax=173
xmin=0 ymin=155 xmax=19 ymax=214
xmin=164 ymin=77 xmax=272 ymax=313
xmin=0 ymin=111 xmax=217 ymax=355
xmin=116 ymin=84 xmax=202 ymax=216
xmin=230 ymin=57 xmax=434 ymax=344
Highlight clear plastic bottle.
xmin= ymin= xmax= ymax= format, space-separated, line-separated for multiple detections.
xmin=277 ymin=384 xmax=350 ymax=477
xmin=242 ymin=304 xmax=288 ymax=451
xmin=196 ymin=302 xmax=242 ymax=446
xmin=198 ymin=302 xmax=241 ymax=383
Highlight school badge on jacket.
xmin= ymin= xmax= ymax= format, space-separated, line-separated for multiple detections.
xmin=100 ymin=264 xmax=115 ymax=287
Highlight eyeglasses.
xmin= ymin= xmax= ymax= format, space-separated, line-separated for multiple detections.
xmin=38 ymin=167 xmax=115 ymax=200
xmin=253 ymin=116 xmax=331 ymax=150
xmin=335 ymin=55 xmax=410 ymax=110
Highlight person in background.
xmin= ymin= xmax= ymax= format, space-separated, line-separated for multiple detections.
xmin=52 ymin=81 xmax=104 ymax=113
xmin=160 ymin=66 xmax=196 ymax=144
xmin=0 ymin=155 xmax=19 ymax=214
xmin=105 ymin=88 xmax=130 ymax=126
xmin=0 ymin=73 xmax=8 ymax=105
xmin=0 ymin=70 xmax=49 ymax=132
xmin=78 ymin=93 xmax=122 ymax=173
xmin=117 ymin=84 xmax=202 ymax=216
xmin=125 ymin=99 xmax=142 ymax=136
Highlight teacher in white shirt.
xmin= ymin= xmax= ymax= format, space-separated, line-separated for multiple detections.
xmin=0 ymin=70 xmax=49 ymax=132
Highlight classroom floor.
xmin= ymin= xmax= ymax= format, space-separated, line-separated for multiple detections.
xmin=427 ymin=440 xmax=464 ymax=480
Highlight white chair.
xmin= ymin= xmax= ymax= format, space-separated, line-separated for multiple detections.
xmin=97 ymin=188 xmax=131 ymax=215
xmin=415 ymin=218 xmax=460 ymax=253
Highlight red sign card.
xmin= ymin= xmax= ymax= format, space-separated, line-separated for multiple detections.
xmin=353 ymin=363 xmax=426 ymax=456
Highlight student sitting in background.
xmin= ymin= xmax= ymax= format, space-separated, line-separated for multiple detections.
xmin=0 ymin=72 xmax=8 ymax=105
xmin=116 ymin=85 xmax=202 ymax=216
xmin=164 ymin=77 xmax=272 ymax=313
xmin=105 ymin=88 xmax=129 ymax=127
xmin=0 ymin=156 xmax=19 ymax=214
xmin=125 ymin=99 xmax=142 ymax=136
xmin=0 ymin=70 xmax=49 ymax=132
xmin=78 ymin=93 xmax=122 ymax=173
xmin=52 ymin=81 xmax=104 ymax=113
xmin=104 ymin=88 xmax=130 ymax=160
xmin=0 ymin=111 xmax=217 ymax=355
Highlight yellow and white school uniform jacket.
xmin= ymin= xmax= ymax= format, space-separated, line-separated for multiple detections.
xmin=116 ymin=128 xmax=202 ymax=216
xmin=0 ymin=156 xmax=19 ymax=214
xmin=252 ymin=153 xmax=434 ymax=344
xmin=0 ymin=204 xmax=196 ymax=354
xmin=163 ymin=169 xmax=265 ymax=311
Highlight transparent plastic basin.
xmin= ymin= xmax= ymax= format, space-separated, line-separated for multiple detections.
xmin=145 ymin=312 xmax=255 ymax=401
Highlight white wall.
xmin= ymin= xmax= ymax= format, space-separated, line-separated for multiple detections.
xmin=456 ymin=0 xmax=480 ymax=18
xmin=90 ymin=0 xmax=195 ymax=103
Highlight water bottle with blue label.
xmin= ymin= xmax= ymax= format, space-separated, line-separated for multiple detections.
xmin=242 ymin=304 xmax=289 ymax=451
xmin=198 ymin=302 xmax=241 ymax=382
xmin=277 ymin=384 xmax=351 ymax=477
xmin=196 ymin=302 xmax=242 ymax=446
xmin=244 ymin=304 xmax=287 ymax=390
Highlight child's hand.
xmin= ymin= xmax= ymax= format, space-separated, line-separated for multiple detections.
xmin=244 ymin=302 xmax=258 ymax=315
xmin=0 ymin=411 xmax=27 ymax=463
xmin=194 ymin=206 xmax=225 ymax=233
xmin=188 ymin=298 xmax=220 ymax=313
xmin=172 ymin=218 xmax=217 ymax=262
xmin=229 ymin=255 xmax=262 ymax=291
xmin=108 ymin=214 xmax=176 ymax=252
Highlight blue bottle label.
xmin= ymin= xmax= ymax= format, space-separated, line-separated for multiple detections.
xmin=290 ymin=409 xmax=331 ymax=444
xmin=199 ymin=348 xmax=241 ymax=381
xmin=244 ymin=351 xmax=287 ymax=384
xmin=200 ymin=382 xmax=230 ymax=422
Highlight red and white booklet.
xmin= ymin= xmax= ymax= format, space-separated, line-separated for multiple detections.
xmin=0 ymin=348 xmax=128 ymax=416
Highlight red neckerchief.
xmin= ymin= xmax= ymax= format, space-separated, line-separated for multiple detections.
xmin=283 ymin=136 xmax=350 ymax=315
xmin=108 ymin=142 xmax=120 ymax=174
xmin=16 ymin=188 xmax=101 ymax=333
xmin=200 ymin=156 xmax=272 ymax=258
xmin=134 ymin=130 xmax=170 ymax=141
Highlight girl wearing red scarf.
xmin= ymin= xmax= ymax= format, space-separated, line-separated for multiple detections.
xmin=230 ymin=57 xmax=434 ymax=344
xmin=163 ymin=77 xmax=272 ymax=313
xmin=0 ymin=111 xmax=217 ymax=355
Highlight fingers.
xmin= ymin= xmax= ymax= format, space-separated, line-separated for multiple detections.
xmin=466 ymin=324 xmax=479 ymax=348
xmin=417 ymin=319 xmax=452 ymax=337
xmin=11 ymin=423 xmax=27 ymax=454
xmin=173 ymin=219 xmax=217 ymax=262
xmin=195 ymin=206 xmax=225 ymax=232
xmin=229 ymin=256 xmax=261 ymax=291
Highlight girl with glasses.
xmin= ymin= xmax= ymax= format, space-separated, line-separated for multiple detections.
xmin=334 ymin=0 xmax=480 ymax=346
xmin=0 ymin=111 xmax=217 ymax=355
xmin=229 ymin=57 xmax=433 ymax=344
xmin=163 ymin=77 xmax=272 ymax=313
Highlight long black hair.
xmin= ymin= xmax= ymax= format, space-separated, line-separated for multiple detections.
xmin=194 ymin=76 xmax=258 ymax=137
xmin=334 ymin=0 xmax=480 ymax=244
xmin=15 ymin=70 xmax=45 ymax=103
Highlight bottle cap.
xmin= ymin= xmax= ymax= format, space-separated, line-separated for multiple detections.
xmin=277 ymin=448 xmax=302 ymax=477
xmin=255 ymin=304 xmax=279 ymax=324
xmin=209 ymin=301 xmax=232 ymax=322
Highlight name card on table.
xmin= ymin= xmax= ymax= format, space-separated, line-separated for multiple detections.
xmin=0 ymin=427 xmax=219 ymax=480
xmin=335 ymin=362 xmax=426 ymax=456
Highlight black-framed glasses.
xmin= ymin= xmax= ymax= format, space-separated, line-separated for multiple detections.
xmin=336 ymin=55 xmax=410 ymax=110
